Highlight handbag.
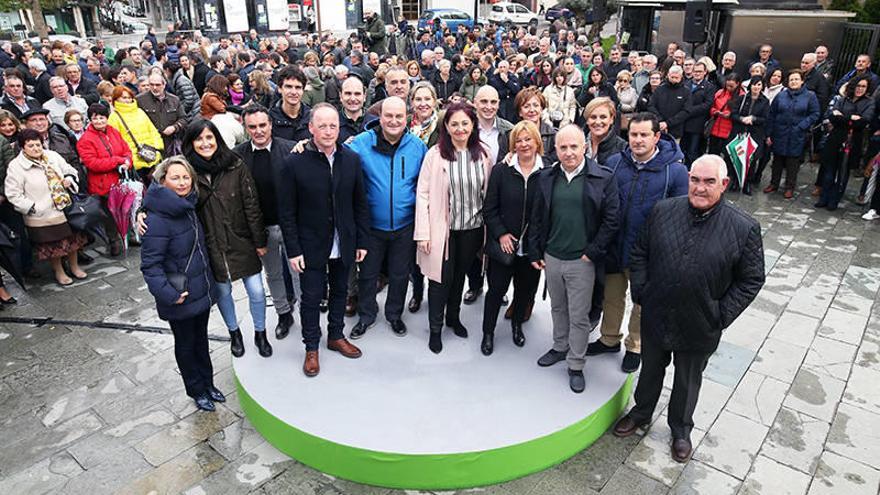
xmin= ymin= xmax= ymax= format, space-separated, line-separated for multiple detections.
xmin=703 ymin=117 xmax=715 ymax=138
xmin=116 ymin=113 xmax=160 ymax=163
xmin=64 ymin=193 xmax=109 ymax=233
xmin=166 ymin=233 xmax=197 ymax=293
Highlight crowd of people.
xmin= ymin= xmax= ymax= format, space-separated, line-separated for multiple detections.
xmin=17 ymin=10 xmax=880 ymax=460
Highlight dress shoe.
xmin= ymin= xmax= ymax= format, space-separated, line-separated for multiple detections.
xmin=671 ymin=438 xmax=693 ymax=463
xmin=622 ymin=351 xmax=641 ymax=373
xmin=537 ymin=349 xmax=567 ymax=367
xmin=194 ymin=394 xmax=216 ymax=412
xmin=319 ymin=299 xmax=329 ymax=313
xmin=613 ymin=414 xmax=648 ymax=437
xmin=463 ymin=288 xmax=482 ymax=304
xmin=345 ymin=296 xmax=358 ymax=317
xmin=429 ymin=331 xmax=443 ymax=353
xmin=784 ymin=189 xmax=794 ymax=200
xmin=523 ymin=301 xmax=534 ymax=322
xmin=207 ymin=386 xmax=226 ymax=402
xmin=0 ymin=296 xmax=17 ymax=305
xmin=504 ymin=305 xmax=513 ymax=320
xmin=389 ymin=319 xmax=407 ymax=336
xmin=763 ymin=185 xmax=778 ymax=194
xmin=448 ymin=321 xmax=468 ymax=338
xmin=77 ymin=251 xmax=94 ymax=265
xmin=275 ymin=311 xmax=294 ymax=340
xmin=814 ymin=200 xmax=828 ymax=208
xmin=568 ymin=369 xmax=585 ymax=393
xmin=407 ymin=295 xmax=422 ymax=313
xmin=255 ymin=331 xmax=273 ymax=357
xmin=229 ymin=329 xmax=245 ymax=357
xmin=481 ymin=332 xmax=494 ymax=356
xmin=812 ymin=185 xmax=821 ymax=197
xmin=328 ymin=338 xmax=362 ymax=358
xmin=511 ymin=321 xmax=525 ymax=347
xmin=303 ymin=350 xmax=320 ymax=377
xmin=586 ymin=340 xmax=621 ymax=356
xmin=349 ymin=320 xmax=375 ymax=340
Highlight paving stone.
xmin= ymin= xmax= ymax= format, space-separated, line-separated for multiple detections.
xmin=841 ymin=364 xmax=880 ymax=415
xmin=61 ymin=447 xmax=153 ymax=495
xmin=626 ymin=415 xmax=707 ymax=486
xmin=748 ymin=337 xmax=808 ymax=384
xmin=829 ymin=265 xmax=880 ymax=316
xmin=135 ymin=404 xmax=238 ymax=466
xmin=206 ymin=418 xmax=265 ymax=462
xmin=0 ymin=451 xmax=83 ymax=495
xmin=694 ymin=411 xmax=769 ymax=480
xmin=670 ymin=460 xmax=741 ymax=495
xmin=803 ymin=336 xmax=857 ymax=382
xmin=183 ymin=441 xmax=295 ymax=494
xmin=808 ymin=450 xmax=880 ymax=495
xmin=255 ymin=460 xmax=390 ymax=495
xmin=692 ymin=379 xmax=734 ymax=429
xmin=739 ymin=454 xmax=811 ymax=495
xmin=546 ymin=431 xmax=642 ymax=492
xmin=704 ymin=341 xmax=755 ymax=388
xmin=68 ymin=405 xmax=177 ymax=469
xmin=854 ymin=321 xmax=880 ymax=370
xmin=38 ymin=372 xmax=137 ymax=427
xmin=115 ymin=443 xmax=226 ymax=495
xmin=597 ymin=464 xmax=668 ymax=494
xmin=760 ymin=407 xmax=830 ymax=475
xmin=721 ymin=309 xmax=777 ymax=353
xmin=0 ymin=411 xmax=103 ymax=475
xmin=783 ymin=367 xmax=846 ymax=423
xmin=726 ymin=371 xmax=790 ymax=427
xmin=786 ymin=274 xmax=843 ymax=319
xmin=768 ymin=311 xmax=820 ymax=347
xmin=826 ymin=402 xmax=880 ymax=467
xmin=817 ymin=308 xmax=869 ymax=346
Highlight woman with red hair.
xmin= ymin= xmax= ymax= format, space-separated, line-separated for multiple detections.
xmin=108 ymin=85 xmax=163 ymax=180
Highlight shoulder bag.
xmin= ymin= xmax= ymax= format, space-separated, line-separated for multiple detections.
xmin=116 ymin=113 xmax=160 ymax=163
xmin=166 ymin=230 xmax=197 ymax=293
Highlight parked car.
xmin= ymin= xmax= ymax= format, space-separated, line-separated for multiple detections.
xmin=418 ymin=8 xmax=482 ymax=31
xmin=488 ymin=2 xmax=540 ymax=27
xmin=545 ymin=4 xmax=595 ymax=23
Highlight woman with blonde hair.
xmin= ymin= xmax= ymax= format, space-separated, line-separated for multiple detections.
xmin=0 ymin=109 xmax=21 ymax=143
xmin=247 ymin=70 xmax=274 ymax=108
xmin=406 ymin=60 xmax=422 ymax=85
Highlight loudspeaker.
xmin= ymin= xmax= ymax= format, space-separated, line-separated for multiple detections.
xmin=683 ymin=0 xmax=712 ymax=44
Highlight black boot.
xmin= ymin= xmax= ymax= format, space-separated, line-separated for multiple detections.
xmin=255 ymin=331 xmax=273 ymax=357
xmin=742 ymin=180 xmax=752 ymax=196
xmin=481 ymin=332 xmax=494 ymax=356
xmin=429 ymin=330 xmax=443 ymax=354
xmin=275 ymin=311 xmax=294 ymax=340
xmin=230 ymin=329 xmax=245 ymax=357
xmin=512 ymin=321 xmax=525 ymax=347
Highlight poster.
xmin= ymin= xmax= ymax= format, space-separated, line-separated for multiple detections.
xmin=223 ymin=0 xmax=249 ymax=33
xmin=267 ymin=0 xmax=290 ymax=31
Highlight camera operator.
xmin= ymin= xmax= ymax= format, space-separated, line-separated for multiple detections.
xmin=361 ymin=10 xmax=388 ymax=56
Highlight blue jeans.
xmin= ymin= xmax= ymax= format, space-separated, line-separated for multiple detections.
xmin=213 ymin=272 xmax=267 ymax=332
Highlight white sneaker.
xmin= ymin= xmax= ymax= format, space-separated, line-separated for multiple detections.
xmin=862 ymin=209 xmax=880 ymax=221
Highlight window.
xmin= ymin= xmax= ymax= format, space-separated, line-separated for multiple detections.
xmin=514 ymin=5 xmax=529 ymax=13
xmin=492 ymin=6 xmax=503 ymax=12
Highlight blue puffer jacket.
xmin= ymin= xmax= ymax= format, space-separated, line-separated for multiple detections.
xmin=767 ymin=88 xmax=820 ymax=158
xmin=140 ymin=184 xmax=214 ymax=321
xmin=347 ymin=126 xmax=428 ymax=232
xmin=604 ymin=134 xmax=689 ymax=273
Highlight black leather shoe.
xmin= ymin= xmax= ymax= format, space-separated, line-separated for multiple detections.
xmin=814 ymin=201 xmax=828 ymax=209
xmin=349 ymin=320 xmax=374 ymax=340
xmin=463 ymin=288 xmax=482 ymax=305
xmin=389 ymin=320 xmax=407 ymax=336
xmin=537 ymin=349 xmax=567 ymax=367
xmin=622 ymin=351 xmax=641 ymax=373
xmin=319 ymin=299 xmax=329 ymax=313
xmin=0 ymin=296 xmax=17 ymax=305
xmin=407 ymin=295 xmax=422 ymax=313
xmin=449 ymin=321 xmax=468 ymax=338
xmin=77 ymin=251 xmax=94 ymax=265
xmin=275 ymin=311 xmax=294 ymax=340
xmin=613 ymin=414 xmax=648 ymax=437
xmin=194 ymin=394 xmax=215 ymax=412
xmin=568 ymin=369 xmax=585 ymax=393
xmin=208 ymin=387 xmax=226 ymax=402
xmin=230 ymin=329 xmax=245 ymax=358
xmin=511 ymin=322 xmax=525 ymax=347
xmin=255 ymin=331 xmax=273 ymax=358
xmin=481 ymin=333 xmax=494 ymax=356
xmin=429 ymin=331 xmax=443 ymax=354
xmin=672 ymin=438 xmax=693 ymax=463
xmin=586 ymin=340 xmax=621 ymax=356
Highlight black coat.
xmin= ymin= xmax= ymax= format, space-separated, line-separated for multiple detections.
xmin=630 ymin=197 xmax=765 ymax=352
xmin=277 ymin=142 xmax=371 ymax=269
xmin=70 ymin=78 xmax=99 ymax=106
xmin=587 ymin=132 xmax=627 ymax=167
xmin=192 ymin=61 xmax=210 ymax=96
xmin=731 ymin=93 xmax=771 ymax=144
xmin=433 ymin=71 xmax=463 ymax=104
xmin=804 ymin=67 xmax=831 ymax=113
xmin=483 ymin=159 xmax=545 ymax=258
xmin=636 ymin=85 xmax=654 ymax=113
xmin=489 ymin=73 xmax=522 ymax=122
xmin=648 ymin=81 xmax=691 ymax=138
xmin=821 ymin=95 xmax=875 ymax=171
xmin=528 ymin=159 xmax=620 ymax=264
xmin=233 ymin=137 xmax=294 ymax=225
xmin=684 ymin=79 xmax=717 ymax=135
xmin=34 ymin=72 xmax=52 ymax=104
xmin=269 ymin=100 xmax=312 ymax=142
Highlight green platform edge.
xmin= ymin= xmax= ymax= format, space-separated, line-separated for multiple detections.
xmin=235 ymin=372 xmax=633 ymax=490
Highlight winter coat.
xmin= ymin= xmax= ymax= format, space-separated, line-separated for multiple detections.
xmin=483 ymin=156 xmax=546 ymax=260
xmin=731 ymin=93 xmax=771 ymax=145
xmin=684 ymin=79 xmax=717 ymax=135
xmin=0 ymin=136 xmax=15 ymax=197
xmin=648 ymin=81 xmax=691 ymax=138
xmin=200 ymin=92 xmax=227 ymax=119
xmin=432 ymin=71 xmax=462 ymax=104
xmin=489 ymin=73 xmax=522 ymax=123
xmin=414 ymin=145 xmax=493 ymax=282
xmin=709 ymin=88 xmax=744 ymax=140
xmin=604 ymin=134 xmax=689 ymax=273
xmin=0 ymin=94 xmax=41 ymax=120
xmin=577 ymin=81 xmax=618 ymax=110
xmin=347 ymin=126 xmax=427 ymax=232
xmin=460 ymin=75 xmax=487 ymax=102
xmin=140 ymin=184 xmax=214 ymax=321
xmin=630 ymin=197 xmax=765 ymax=352
xmin=804 ymin=68 xmax=831 ymax=113
xmin=616 ymin=85 xmax=639 ymax=114
xmin=170 ymin=69 xmax=199 ymax=117
xmin=763 ymin=84 xmax=784 ymax=104
xmin=820 ymin=95 xmax=875 ymax=171
xmin=587 ymin=132 xmax=627 ymax=167
xmin=136 ymin=91 xmax=187 ymax=151
xmin=302 ymin=73 xmax=326 ymax=107
xmin=108 ymin=100 xmax=164 ymax=170
xmin=364 ymin=16 xmax=388 ymax=55
xmin=4 ymin=149 xmax=80 ymax=228
xmin=192 ymin=155 xmax=267 ymax=283
xmin=44 ymin=124 xmax=86 ymax=185
xmin=269 ymin=100 xmax=312 ymax=142
xmin=76 ymin=124 xmax=132 ymax=196
xmin=543 ymin=84 xmax=577 ymax=127
xmin=69 ymin=77 xmax=99 ymax=106
xmin=767 ymin=88 xmax=820 ymax=157
xmin=636 ymin=85 xmax=655 ymax=113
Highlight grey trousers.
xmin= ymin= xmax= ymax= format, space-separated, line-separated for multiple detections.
xmin=262 ymin=225 xmax=300 ymax=315
xmin=545 ymin=254 xmax=596 ymax=371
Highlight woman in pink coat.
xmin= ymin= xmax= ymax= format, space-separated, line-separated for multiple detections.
xmin=415 ymin=102 xmax=494 ymax=354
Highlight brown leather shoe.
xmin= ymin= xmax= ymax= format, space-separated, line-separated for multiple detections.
xmin=328 ymin=338 xmax=362 ymax=358
xmin=784 ymin=189 xmax=794 ymax=200
xmin=763 ymin=185 xmax=778 ymax=194
xmin=345 ymin=296 xmax=358 ymax=317
xmin=811 ymin=185 xmax=821 ymax=197
xmin=303 ymin=351 xmax=319 ymax=377
xmin=613 ymin=415 xmax=647 ymax=438
xmin=671 ymin=438 xmax=693 ymax=463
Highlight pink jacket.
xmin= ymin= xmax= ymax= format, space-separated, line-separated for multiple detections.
xmin=414 ymin=145 xmax=493 ymax=283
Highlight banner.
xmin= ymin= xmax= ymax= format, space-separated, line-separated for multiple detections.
xmin=725 ymin=133 xmax=758 ymax=187
xmin=267 ymin=0 xmax=290 ymax=31
xmin=223 ymin=0 xmax=249 ymax=33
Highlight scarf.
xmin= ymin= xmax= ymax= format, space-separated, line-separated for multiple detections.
xmin=29 ymin=154 xmax=72 ymax=210
xmin=410 ymin=112 xmax=438 ymax=145
xmin=229 ymin=88 xmax=245 ymax=106
xmin=187 ymin=151 xmax=231 ymax=176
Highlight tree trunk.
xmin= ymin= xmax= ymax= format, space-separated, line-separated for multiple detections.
xmin=588 ymin=0 xmax=607 ymax=41
xmin=31 ymin=0 xmax=49 ymax=38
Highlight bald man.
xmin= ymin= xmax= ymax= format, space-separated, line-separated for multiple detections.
xmin=529 ymin=125 xmax=620 ymax=393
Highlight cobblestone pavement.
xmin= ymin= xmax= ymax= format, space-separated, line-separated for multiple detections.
xmin=1 ymin=162 xmax=880 ymax=494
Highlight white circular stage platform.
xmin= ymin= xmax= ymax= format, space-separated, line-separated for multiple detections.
xmin=234 ymin=294 xmax=632 ymax=490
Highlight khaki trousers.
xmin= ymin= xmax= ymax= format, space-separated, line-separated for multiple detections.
xmin=599 ymin=270 xmax=641 ymax=353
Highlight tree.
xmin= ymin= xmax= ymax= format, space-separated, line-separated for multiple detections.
xmin=0 ymin=0 xmax=67 ymax=38
xmin=559 ymin=0 xmax=614 ymax=42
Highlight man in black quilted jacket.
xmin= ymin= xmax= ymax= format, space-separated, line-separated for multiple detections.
xmin=611 ymin=154 xmax=765 ymax=463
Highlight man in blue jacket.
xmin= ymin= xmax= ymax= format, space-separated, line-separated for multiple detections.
xmin=589 ymin=113 xmax=689 ymax=373
xmin=346 ymin=97 xmax=428 ymax=339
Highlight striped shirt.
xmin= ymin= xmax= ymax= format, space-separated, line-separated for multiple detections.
xmin=448 ymin=150 xmax=485 ymax=231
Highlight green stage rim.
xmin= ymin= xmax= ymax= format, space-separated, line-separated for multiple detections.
xmin=235 ymin=373 xmax=633 ymax=490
